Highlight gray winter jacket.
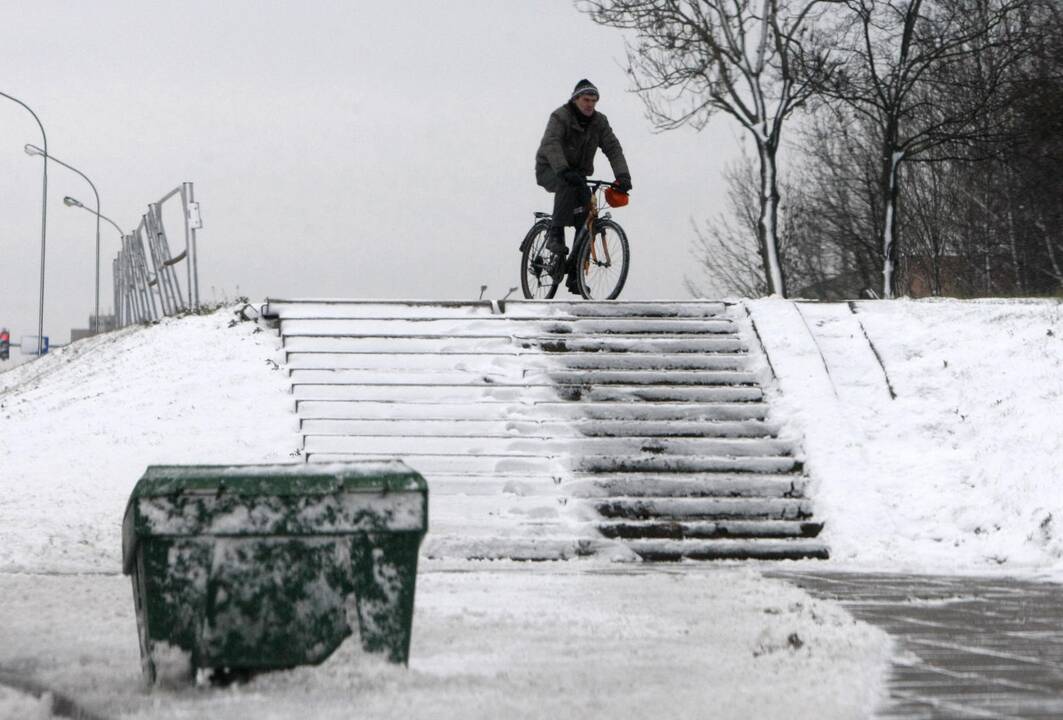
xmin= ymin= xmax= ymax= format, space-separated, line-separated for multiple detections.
xmin=535 ymin=104 xmax=630 ymax=185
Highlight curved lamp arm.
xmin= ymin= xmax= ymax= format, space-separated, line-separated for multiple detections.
xmin=65 ymin=196 xmax=124 ymax=237
xmin=0 ymin=90 xmax=48 ymax=355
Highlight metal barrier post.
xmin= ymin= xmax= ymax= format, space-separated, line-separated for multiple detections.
xmin=147 ymin=203 xmax=185 ymax=313
xmin=182 ymin=182 xmax=201 ymax=309
xmin=132 ymin=232 xmax=158 ymax=321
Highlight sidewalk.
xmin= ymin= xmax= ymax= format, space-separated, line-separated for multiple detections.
xmin=773 ymin=571 xmax=1063 ymax=719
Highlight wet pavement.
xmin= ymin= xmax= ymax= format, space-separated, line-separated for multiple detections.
xmin=772 ymin=571 xmax=1063 ymax=719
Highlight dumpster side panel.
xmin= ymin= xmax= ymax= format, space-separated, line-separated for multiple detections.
xmin=203 ymin=537 xmax=353 ymax=668
xmin=140 ymin=538 xmax=211 ymax=674
xmin=350 ymin=531 xmax=422 ymax=664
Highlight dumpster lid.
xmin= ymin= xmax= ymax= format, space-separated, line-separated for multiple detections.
xmin=130 ymin=461 xmax=425 ymax=497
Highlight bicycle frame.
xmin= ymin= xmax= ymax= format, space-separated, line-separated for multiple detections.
xmin=572 ymin=180 xmax=616 ymax=264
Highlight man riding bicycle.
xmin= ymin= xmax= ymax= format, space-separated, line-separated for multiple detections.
xmin=535 ymin=79 xmax=632 ymax=293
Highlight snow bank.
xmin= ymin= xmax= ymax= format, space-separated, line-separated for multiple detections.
xmin=750 ymin=297 xmax=1063 ymax=577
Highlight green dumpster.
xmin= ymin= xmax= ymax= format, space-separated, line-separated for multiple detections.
xmin=121 ymin=461 xmax=428 ymax=685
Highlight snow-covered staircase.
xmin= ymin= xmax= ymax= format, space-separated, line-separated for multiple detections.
xmin=262 ymin=299 xmax=827 ymax=561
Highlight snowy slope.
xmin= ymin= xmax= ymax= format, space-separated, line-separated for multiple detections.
xmin=0 ymin=308 xmax=296 ymax=573
xmin=749 ymin=297 xmax=1063 ymax=577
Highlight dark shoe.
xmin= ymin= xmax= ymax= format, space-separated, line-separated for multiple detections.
xmin=545 ymin=252 xmax=567 ymax=282
xmin=565 ymin=272 xmax=581 ymax=295
xmin=545 ymin=226 xmax=567 ymax=256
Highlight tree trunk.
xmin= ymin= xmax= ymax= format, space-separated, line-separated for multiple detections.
xmin=757 ymin=140 xmax=787 ymax=296
xmin=1038 ymin=211 xmax=1063 ymax=284
xmin=880 ymin=148 xmax=903 ymax=299
xmin=1004 ymin=184 xmax=1024 ymax=294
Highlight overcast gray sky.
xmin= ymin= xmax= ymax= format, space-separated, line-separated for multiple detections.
xmin=0 ymin=0 xmax=738 ymax=344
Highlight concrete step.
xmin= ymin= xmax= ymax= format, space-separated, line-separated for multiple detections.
xmin=567 ymin=473 xmax=808 ymax=498
xmin=423 ymin=475 xmax=566 ymax=496
xmin=574 ymin=455 xmax=800 ymax=474
xmin=288 ymin=368 xmax=760 ymax=387
xmin=280 ymin=317 xmax=739 ymax=337
xmin=306 ymin=453 xmax=566 ymax=475
xmin=427 ymin=492 xmax=574 ymax=518
xmin=299 ymin=397 xmax=773 ymax=421
xmin=502 ymin=301 xmax=732 ymax=319
xmin=598 ymin=519 xmax=824 ymax=539
xmin=285 ymin=351 xmax=755 ymax=372
xmin=291 ymin=384 xmax=763 ymax=403
xmin=305 ymin=453 xmax=798 ymax=476
xmin=302 ymin=435 xmax=795 ymax=457
xmin=265 ymin=299 xmax=498 ymax=319
xmin=295 ymin=400 xmax=771 ymax=422
xmin=593 ymin=497 xmax=814 ymax=520
xmin=265 ymin=299 xmax=731 ymax=320
xmin=291 ymin=367 xmax=543 ymax=385
xmin=624 ymin=538 xmax=830 ymax=561
xmin=547 ymin=370 xmax=758 ymax=386
xmin=299 ymin=418 xmax=782 ymax=439
xmin=421 ymin=535 xmax=602 ymax=561
xmin=283 ymin=336 xmax=748 ymax=354
xmin=550 ymin=353 xmax=754 ymax=371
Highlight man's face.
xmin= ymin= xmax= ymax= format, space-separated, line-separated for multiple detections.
xmin=575 ymin=94 xmax=598 ymax=117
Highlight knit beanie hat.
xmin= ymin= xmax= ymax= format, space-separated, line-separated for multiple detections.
xmin=571 ymin=79 xmax=600 ymax=100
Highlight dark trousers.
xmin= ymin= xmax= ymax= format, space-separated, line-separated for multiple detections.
xmin=536 ymin=167 xmax=587 ymax=228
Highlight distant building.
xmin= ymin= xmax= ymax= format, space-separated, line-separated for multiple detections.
xmin=71 ymin=315 xmax=117 ymax=343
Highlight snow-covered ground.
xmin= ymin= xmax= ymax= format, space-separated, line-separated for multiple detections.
xmin=0 ymin=309 xmax=295 ymax=574
xmin=2 ymin=298 xmax=1059 ymax=717
xmin=748 ymin=298 xmax=1063 ymax=578
xmin=0 ymin=567 xmax=888 ymax=720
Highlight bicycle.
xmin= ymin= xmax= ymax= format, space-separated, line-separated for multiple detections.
xmin=519 ymin=179 xmax=630 ymax=300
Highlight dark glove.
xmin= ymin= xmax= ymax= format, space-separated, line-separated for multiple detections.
xmin=614 ymin=174 xmax=632 ymax=192
xmin=561 ymin=169 xmax=585 ymax=187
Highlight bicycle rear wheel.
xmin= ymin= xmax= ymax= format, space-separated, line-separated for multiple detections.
xmin=576 ymin=219 xmax=629 ymax=300
xmin=520 ymin=222 xmax=561 ymax=299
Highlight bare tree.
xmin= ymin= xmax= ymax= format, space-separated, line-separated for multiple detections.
xmin=685 ymin=157 xmax=769 ymax=296
xmin=686 ymin=149 xmax=848 ymax=297
xmin=582 ymin=0 xmax=836 ymax=296
xmin=820 ymin=0 xmax=1032 ymax=297
xmin=790 ymin=106 xmax=885 ymax=296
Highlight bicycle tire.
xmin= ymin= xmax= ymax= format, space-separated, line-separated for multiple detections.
xmin=576 ymin=218 xmax=630 ymax=300
xmin=520 ymin=222 xmax=561 ymax=299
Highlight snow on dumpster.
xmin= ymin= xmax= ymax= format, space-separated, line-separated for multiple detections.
xmin=121 ymin=461 xmax=428 ymax=685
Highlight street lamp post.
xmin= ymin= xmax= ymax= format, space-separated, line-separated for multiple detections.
xmin=25 ymin=144 xmax=103 ymax=335
xmin=0 ymin=91 xmax=48 ymax=356
xmin=65 ymin=196 xmax=126 ymax=330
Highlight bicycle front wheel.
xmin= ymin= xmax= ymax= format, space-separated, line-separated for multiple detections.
xmin=576 ymin=219 xmax=630 ymax=300
xmin=520 ymin=222 xmax=561 ymax=299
